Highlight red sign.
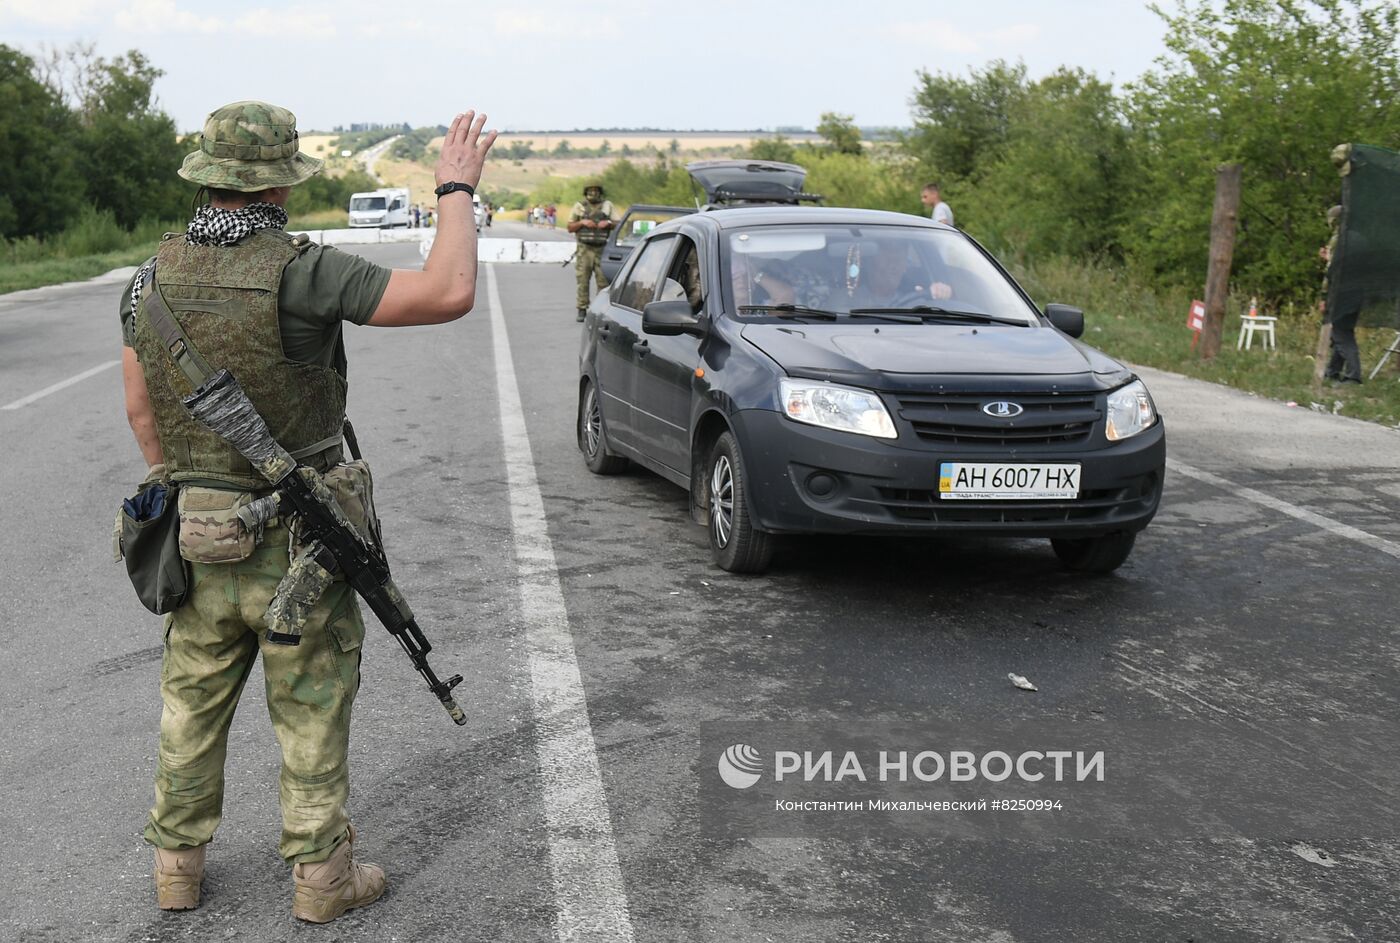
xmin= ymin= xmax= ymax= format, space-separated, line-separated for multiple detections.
xmin=1186 ymin=300 xmax=1206 ymax=333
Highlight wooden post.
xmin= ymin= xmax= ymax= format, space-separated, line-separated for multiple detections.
xmin=1199 ymin=163 xmax=1242 ymax=360
xmin=1313 ymin=320 xmax=1332 ymax=384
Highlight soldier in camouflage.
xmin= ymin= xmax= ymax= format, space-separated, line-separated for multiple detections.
xmin=120 ymin=100 xmax=495 ymax=921
xmin=568 ymin=182 xmax=616 ymax=321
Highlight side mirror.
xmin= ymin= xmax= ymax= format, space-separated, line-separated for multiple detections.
xmin=1045 ymin=303 xmax=1084 ymax=338
xmin=643 ymin=299 xmax=704 ymax=337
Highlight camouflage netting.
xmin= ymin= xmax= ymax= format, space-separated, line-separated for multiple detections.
xmin=1329 ymin=143 xmax=1400 ymax=328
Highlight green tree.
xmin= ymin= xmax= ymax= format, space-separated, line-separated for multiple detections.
xmin=0 ymin=45 xmax=81 ymax=239
xmin=63 ymin=47 xmax=187 ymax=227
xmin=1124 ymin=0 xmax=1400 ymax=298
xmin=906 ymin=60 xmax=1028 ymax=182
xmin=816 ymin=112 xmax=863 ymax=155
xmin=749 ymin=135 xmax=798 ymax=163
xmin=961 ymin=69 xmax=1134 ymax=259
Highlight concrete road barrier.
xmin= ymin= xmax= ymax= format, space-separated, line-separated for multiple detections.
xmin=481 ymin=239 xmax=526 ymax=262
xmin=523 ymin=241 xmax=577 ymax=264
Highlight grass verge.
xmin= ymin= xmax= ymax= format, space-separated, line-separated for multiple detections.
xmin=0 ymin=246 xmax=157 ymax=294
xmin=1012 ymin=255 xmax=1400 ymax=428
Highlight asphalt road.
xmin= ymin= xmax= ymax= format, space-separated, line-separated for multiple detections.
xmin=1 ymin=244 xmax=1397 ymax=942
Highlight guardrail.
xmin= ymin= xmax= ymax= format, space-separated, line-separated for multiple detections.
xmin=289 ymin=228 xmax=574 ymax=263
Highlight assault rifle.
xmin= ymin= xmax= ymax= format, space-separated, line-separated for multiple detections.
xmin=183 ymin=369 xmax=467 ymax=726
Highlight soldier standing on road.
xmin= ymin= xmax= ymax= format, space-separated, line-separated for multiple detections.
xmin=568 ymin=182 xmax=615 ymax=321
xmin=119 ymin=101 xmax=495 ymax=922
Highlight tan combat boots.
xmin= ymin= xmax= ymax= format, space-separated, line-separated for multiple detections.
xmin=154 ymin=845 xmax=206 ymax=910
xmin=291 ymin=825 xmax=386 ymax=923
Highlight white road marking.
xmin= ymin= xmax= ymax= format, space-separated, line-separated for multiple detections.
xmin=485 ymin=264 xmax=636 ymax=942
xmin=1168 ymin=457 xmax=1400 ymax=559
xmin=1 ymin=360 xmax=121 ymax=411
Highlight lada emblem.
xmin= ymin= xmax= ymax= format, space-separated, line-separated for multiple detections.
xmin=983 ymin=401 xmax=1024 ymax=418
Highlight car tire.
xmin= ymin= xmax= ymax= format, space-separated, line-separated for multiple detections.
xmin=579 ymin=380 xmax=628 ymax=475
xmin=707 ymin=431 xmax=774 ymax=574
xmin=1051 ymin=532 xmax=1136 ymax=574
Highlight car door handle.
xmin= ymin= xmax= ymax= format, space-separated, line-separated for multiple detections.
xmin=607 ymin=253 xmax=622 ymax=260
xmin=633 ymin=340 xmax=650 ymax=356
xmin=597 ymin=325 xmax=612 ymax=339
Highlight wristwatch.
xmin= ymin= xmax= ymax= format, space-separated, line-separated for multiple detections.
xmin=434 ymin=181 xmax=475 ymax=199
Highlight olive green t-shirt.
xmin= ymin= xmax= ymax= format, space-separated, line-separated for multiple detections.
xmin=119 ymin=241 xmax=392 ymax=370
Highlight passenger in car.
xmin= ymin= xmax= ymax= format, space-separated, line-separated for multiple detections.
xmin=734 ymin=257 xmax=835 ymax=310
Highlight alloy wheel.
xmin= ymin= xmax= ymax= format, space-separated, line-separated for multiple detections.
xmin=583 ymin=386 xmax=603 ymax=457
xmin=710 ymin=455 xmax=734 ymax=548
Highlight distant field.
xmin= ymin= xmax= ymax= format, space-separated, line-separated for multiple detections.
xmin=491 ymin=131 xmax=819 ymax=151
xmin=374 ymin=130 xmax=821 ymax=201
xmin=299 ymin=133 xmax=368 ymax=177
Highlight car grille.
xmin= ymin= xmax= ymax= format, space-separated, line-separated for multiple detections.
xmin=873 ymin=475 xmax=1157 ymax=525
xmin=893 ymin=391 xmax=1101 ymax=446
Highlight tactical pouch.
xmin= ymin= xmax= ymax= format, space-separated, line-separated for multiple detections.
xmin=177 ymin=486 xmax=257 ymax=564
xmin=321 ymin=460 xmax=380 ymax=546
xmin=115 ymin=478 xmax=189 ymax=615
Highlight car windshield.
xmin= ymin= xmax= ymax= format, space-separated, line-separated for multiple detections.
xmin=350 ymin=197 xmax=386 ymax=211
xmin=723 ymin=225 xmax=1038 ymax=325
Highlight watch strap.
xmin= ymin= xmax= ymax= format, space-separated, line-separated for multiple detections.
xmin=435 ymin=181 xmax=475 ymax=198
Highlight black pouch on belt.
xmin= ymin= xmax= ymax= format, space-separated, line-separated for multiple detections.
xmin=114 ymin=479 xmax=189 ymax=614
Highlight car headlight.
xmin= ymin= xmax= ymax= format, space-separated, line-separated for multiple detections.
xmin=779 ymin=378 xmax=897 ymax=439
xmin=1105 ymin=380 xmax=1157 ymax=441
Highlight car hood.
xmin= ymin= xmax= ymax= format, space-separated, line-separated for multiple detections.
xmin=739 ymin=323 xmax=1131 ymax=391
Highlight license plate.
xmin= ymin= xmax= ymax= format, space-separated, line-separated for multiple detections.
xmin=938 ymin=462 xmax=1081 ymax=500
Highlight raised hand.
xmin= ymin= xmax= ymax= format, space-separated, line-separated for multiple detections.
xmin=435 ymin=110 xmax=498 ymax=189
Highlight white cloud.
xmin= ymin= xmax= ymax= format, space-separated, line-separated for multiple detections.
xmin=229 ymin=6 xmax=338 ymax=38
xmin=114 ymin=0 xmax=220 ymax=34
xmin=0 ymin=0 xmax=115 ymax=28
xmin=95 ymin=0 xmax=339 ymax=38
xmin=885 ymin=18 xmax=1040 ymax=55
xmin=492 ymin=8 xmax=619 ymax=40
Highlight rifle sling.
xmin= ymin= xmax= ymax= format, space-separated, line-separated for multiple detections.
xmin=144 ymin=269 xmax=215 ymax=391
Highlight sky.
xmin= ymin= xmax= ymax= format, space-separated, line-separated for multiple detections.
xmin=2 ymin=0 xmax=1175 ymax=133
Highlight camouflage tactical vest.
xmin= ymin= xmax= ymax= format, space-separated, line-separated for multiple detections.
xmin=573 ymin=200 xmax=613 ymax=247
xmin=133 ymin=229 xmax=347 ymax=489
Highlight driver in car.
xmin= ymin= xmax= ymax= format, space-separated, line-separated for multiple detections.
xmin=846 ymin=242 xmax=953 ymax=307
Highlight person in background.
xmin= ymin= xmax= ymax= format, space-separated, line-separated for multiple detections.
xmin=567 ymin=183 xmax=615 ymax=321
xmin=1321 ymin=203 xmax=1362 ymax=384
xmin=921 ymin=182 xmax=954 ymax=227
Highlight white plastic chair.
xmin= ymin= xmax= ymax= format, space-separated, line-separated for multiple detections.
xmin=1236 ymin=312 xmax=1277 ymax=350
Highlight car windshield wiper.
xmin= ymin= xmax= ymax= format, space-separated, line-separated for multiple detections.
xmin=845 ymin=311 xmax=924 ymax=324
xmin=849 ymin=306 xmax=1029 ymax=327
xmin=738 ymin=304 xmax=842 ymax=321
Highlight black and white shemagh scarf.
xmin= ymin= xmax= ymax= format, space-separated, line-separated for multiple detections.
xmin=130 ymin=202 xmax=289 ymax=312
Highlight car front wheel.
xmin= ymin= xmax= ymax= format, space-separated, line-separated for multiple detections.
xmin=707 ymin=431 xmax=773 ymax=574
xmin=579 ymin=380 xmax=628 ymax=475
xmin=1051 ymin=532 xmax=1136 ymax=574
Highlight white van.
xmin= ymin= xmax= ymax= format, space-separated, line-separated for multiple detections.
xmin=348 ymin=188 xmax=411 ymax=228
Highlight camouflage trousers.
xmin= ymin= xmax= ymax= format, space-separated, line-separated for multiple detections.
xmin=575 ymin=243 xmax=608 ymax=310
xmin=143 ymin=521 xmax=366 ymax=864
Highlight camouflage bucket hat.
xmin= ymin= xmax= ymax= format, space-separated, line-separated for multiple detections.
xmin=179 ymin=101 xmax=322 ymax=191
